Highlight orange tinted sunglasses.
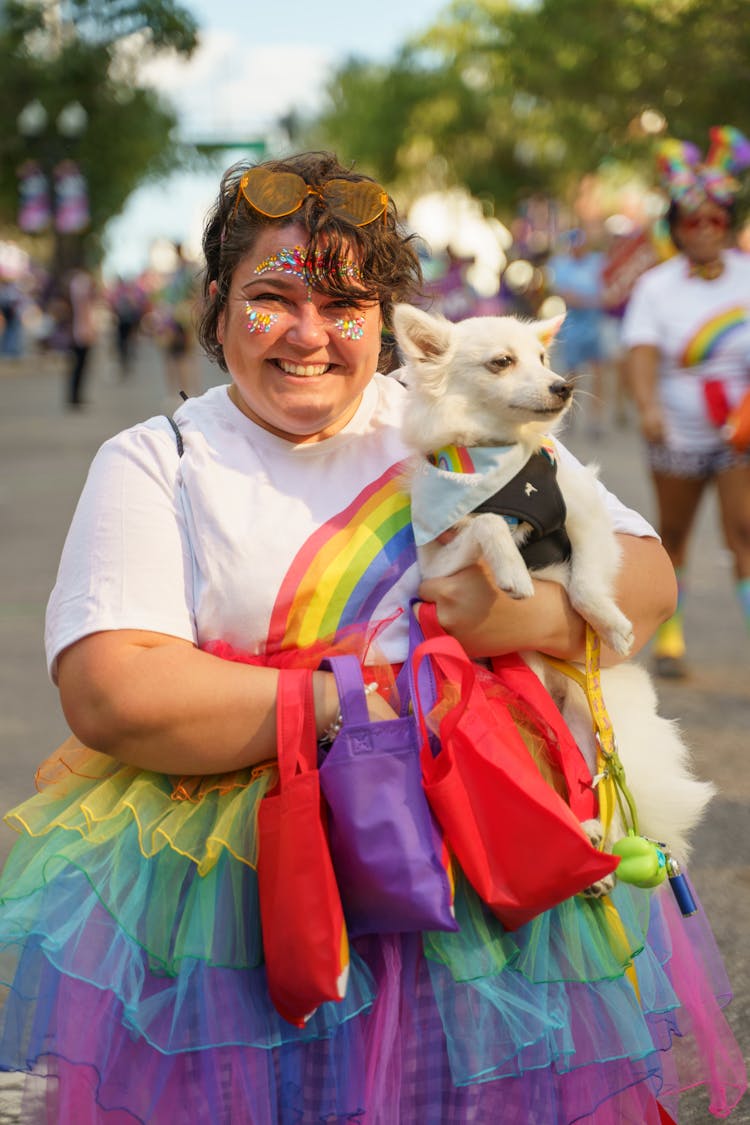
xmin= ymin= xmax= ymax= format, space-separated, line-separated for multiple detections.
xmin=235 ymin=167 xmax=389 ymax=227
xmin=678 ymin=212 xmax=729 ymax=232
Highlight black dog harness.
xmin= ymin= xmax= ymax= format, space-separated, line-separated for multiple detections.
xmin=473 ymin=450 xmax=572 ymax=569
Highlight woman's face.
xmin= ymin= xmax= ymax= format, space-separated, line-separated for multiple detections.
xmin=673 ymin=200 xmax=730 ymax=264
xmin=216 ymin=222 xmax=383 ymax=442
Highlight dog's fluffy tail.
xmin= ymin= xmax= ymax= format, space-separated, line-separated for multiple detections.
xmin=588 ymin=663 xmax=715 ymax=860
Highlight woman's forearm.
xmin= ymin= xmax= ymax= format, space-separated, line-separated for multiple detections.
xmin=419 ymin=534 xmax=676 ymax=666
xmin=56 ymin=630 xmax=343 ymax=774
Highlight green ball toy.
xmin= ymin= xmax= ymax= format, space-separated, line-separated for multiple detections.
xmin=611 ymin=833 xmax=668 ymax=889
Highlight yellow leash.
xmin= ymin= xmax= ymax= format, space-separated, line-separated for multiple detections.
xmin=544 ymin=625 xmax=642 ymax=1001
xmin=544 ymin=625 xmax=640 ymax=842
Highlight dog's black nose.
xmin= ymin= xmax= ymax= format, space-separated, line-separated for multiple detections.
xmin=550 ymin=381 xmax=572 ymax=401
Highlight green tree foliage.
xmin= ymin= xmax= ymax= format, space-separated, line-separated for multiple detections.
xmin=0 ymin=0 xmax=199 ymax=265
xmin=311 ymin=0 xmax=750 ymax=213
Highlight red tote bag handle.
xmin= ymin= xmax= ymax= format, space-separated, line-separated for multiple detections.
xmin=275 ymin=667 xmax=317 ymax=785
xmin=414 ymin=602 xmax=597 ymax=820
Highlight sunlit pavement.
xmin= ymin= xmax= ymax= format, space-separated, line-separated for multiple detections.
xmin=0 ymin=343 xmax=747 ymax=1122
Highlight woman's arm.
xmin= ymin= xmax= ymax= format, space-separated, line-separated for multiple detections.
xmin=56 ymin=630 xmax=395 ymax=774
xmin=626 ymin=344 xmax=665 ymax=443
xmin=418 ymin=533 xmax=677 ymax=666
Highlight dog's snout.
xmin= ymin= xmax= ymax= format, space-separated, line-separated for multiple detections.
xmin=550 ymin=380 xmax=573 ymax=401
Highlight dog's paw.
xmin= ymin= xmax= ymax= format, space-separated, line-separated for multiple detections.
xmin=489 ymin=562 xmax=535 ymax=600
xmin=574 ymin=599 xmax=634 ymax=657
xmin=579 ymin=872 xmax=617 ymax=899
xmin=578 ymin=817 xmax=617 ymax=899
xmin=581 ymin=817 xmax=605 ymax=848
xmin=600 ymin=617 xmax=635 ymax=658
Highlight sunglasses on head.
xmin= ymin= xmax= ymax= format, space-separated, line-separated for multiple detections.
xmin=234 ymin=167 xmax=389 ymax=227
xmin=678 ymin=212 xmax=729 ymax=232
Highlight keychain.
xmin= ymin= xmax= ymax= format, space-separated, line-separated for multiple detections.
xmin=547 ymin=626 xmax=700 ymax=918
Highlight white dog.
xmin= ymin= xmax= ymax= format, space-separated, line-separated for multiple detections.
xmin=393 ymin=303 xmax=714 ymax=863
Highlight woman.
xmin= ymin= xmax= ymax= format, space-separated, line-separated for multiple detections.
xmin=623 ymin=127 xmax=750 ymax=678
xmin=0 ymin=152 xmax=743 ymax=1123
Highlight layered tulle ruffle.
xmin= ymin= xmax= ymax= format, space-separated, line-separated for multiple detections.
xmin=0 ymin=744 xmax=746 ymax=1123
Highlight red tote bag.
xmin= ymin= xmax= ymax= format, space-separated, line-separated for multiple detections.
xmin=257 ymin=668 xmax=350 ymax=1027
xmin=411 ymin=607 xmax=618 ymax=931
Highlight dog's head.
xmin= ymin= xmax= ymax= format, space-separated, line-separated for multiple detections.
xmin=392 ymin=304 xmax=570 ymax=452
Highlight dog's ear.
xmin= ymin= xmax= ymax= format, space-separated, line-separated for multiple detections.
xmin=534 ymin=314 xmax=566 ymax=348
xmin=391 ymin=304 xmax=453 ymax=365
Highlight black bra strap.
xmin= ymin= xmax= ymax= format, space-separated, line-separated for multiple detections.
xmin=163 ymin=415 xmax=184 ymax=458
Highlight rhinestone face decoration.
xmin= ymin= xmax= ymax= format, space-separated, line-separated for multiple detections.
xmin=335 ymin=315 xmax=366 ymax=340
xmin=245 ymin=304 xmax=279 ymax=333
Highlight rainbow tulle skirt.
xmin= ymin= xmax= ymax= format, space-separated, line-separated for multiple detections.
xmin=0 ymin=743 xmax=746 ymax=1123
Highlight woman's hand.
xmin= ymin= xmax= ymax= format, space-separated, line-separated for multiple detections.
xmin=313 ymin=670 xmax=399 ymax=740
xmin=419 ymin=563 xmax=586 ymax=660
xmin=638 ymin=401 xmax=666 ymax=444
xmin=627 ymin=344 xmax=664 ymax=443
xmin=366 ymin=688 xmax=400 ymax=723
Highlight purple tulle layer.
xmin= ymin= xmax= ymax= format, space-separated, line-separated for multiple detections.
xmin=1 ymin=889 xmax=747 ymax=1123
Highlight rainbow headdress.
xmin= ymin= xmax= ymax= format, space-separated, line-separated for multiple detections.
xmin=656 ymin=125 xmax=750 ymax=212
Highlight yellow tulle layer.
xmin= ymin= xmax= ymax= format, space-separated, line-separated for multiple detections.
xmin=8 ymin=737 xmax=277 ymax=876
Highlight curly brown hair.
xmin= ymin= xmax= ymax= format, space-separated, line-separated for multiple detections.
xmin=198 ymin=151 xmax=424 ymax=371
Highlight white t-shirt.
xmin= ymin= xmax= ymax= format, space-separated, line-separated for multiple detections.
xmin=621 ymin=249 xmax=750 ymax=451
xmin=45 ymin=377 xmax=655 ymax=679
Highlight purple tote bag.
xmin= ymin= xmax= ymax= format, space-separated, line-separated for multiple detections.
xmin=318 ymin=648 xmax=457 ymax=936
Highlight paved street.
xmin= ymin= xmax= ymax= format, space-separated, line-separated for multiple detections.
xmin=0 ymin=338 xmax=748 ymax=1122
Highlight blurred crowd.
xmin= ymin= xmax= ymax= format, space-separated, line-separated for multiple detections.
xmin=0 ymin=238 xmax=202 ymax=406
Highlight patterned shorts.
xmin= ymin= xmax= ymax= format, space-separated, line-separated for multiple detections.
xmin=647 ymin=442 xmax=750 ymax=479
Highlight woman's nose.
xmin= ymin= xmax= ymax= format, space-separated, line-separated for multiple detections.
xmin=286 ymin=301 xmax=329 ymax=347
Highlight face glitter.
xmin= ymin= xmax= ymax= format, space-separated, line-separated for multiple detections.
xmin=335 ymin=315 xmax=366 ymax=340
xmin=253 ymin=245 xmax=364 ymax=290
xmin=245 ymin=304 xmax=279 ymax=333
xmin=254 ymin=245 xmax=307 ymax=280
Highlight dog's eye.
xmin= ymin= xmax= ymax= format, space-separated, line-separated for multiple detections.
xmin=485 ymin=355 xmax=514 ymax=372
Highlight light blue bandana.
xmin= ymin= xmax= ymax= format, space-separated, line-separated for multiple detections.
xmin=410 ymin=442 xmax=555 ymax=546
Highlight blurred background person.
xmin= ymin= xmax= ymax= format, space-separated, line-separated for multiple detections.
xmin=0 ymin=272 xmax=25 ymax=360
xmin=108 ymin=273 xmax=149 ymax=377
xmin=546 ymin=227 xmax=607 ymax=437
xmin=155 ymin=241 xmax=202 ymax=402
xmin=65 ymin=264 xmax=98 ymax=408
xmin=622 ymin=126 xmax=750 ymax=679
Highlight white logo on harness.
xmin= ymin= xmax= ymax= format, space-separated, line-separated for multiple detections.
xmin=524 ymin=482 xmax=538 ymax=497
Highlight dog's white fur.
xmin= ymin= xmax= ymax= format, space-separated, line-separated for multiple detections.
xmin=394 ymin=303 xmax=714 ymax=861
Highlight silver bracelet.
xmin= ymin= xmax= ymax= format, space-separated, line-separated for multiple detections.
xmin=319 ymin=681 xmax=378 ymax=744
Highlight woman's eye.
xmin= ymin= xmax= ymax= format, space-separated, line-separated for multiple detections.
xmin=249 ymin=291 xmax=285 ymax=303
xmin=328 ymin=299 xmax=361 ymax=312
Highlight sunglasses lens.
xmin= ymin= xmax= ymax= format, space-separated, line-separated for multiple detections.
xmin=682 ymin=213 xmax=727 ymax=232
xmin=322 ymin=179 xmax=388 ymax=226
xmin=241 ymin=168 xmax=308 ymax=218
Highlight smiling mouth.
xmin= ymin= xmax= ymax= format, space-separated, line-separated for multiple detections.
xmin=276 ymin=359 xmax=330 ymax=377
